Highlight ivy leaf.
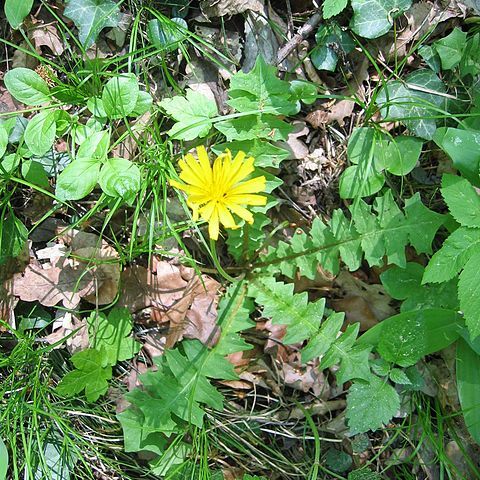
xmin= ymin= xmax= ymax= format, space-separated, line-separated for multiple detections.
xmin=434 ymin=27 xmax=467 ymax=71
xmin=56 ymin=348 xmax=112 ymax=402
xmin=350 ymin=0 xmax=412 ymax=39
xmin=160 ymin=89 xmax=217 ymax=141
xmin=459 ymin=251 xmax=480 ymax=339
xmin=376 ymin=69 xmax=446 ymax=139
xmin=88 ymin=308 xmax=140 ymax=366
xmin=323 ymin=0 xmax=348 ymax=18
xmin=64 ymin=0 xmax=120 ymax=48
xmin=148 ymin=17 xmax=188 ymax=51
xmin=441 ymin=174 xmax=480 ymax=228
xmin=346 ymin=376 xmax=400 ymax=433
xmin=311 ymin=23 xmax=354 ymax=72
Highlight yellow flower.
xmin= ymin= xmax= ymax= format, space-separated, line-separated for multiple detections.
xmin=170 ymin=146 xmax=267 ymax=240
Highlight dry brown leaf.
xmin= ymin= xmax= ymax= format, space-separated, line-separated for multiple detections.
xmin=200 ymin=0 xmax=264 ymax=17
xmin=44 ymin=311 xmax=88 ymax=354
xmin=30 ymin=23 xmax=64 ymax=55
xmin=281 ymin=121 xmax=309 ymax=160
xmin=331 ymin=271 xmax=395 ymax=331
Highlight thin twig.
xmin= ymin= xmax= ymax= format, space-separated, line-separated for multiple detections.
xmin=276 ymin=10 xmax=322 ymax=65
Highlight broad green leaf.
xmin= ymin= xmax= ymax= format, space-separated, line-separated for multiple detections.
xmin=382 ymin=136 xmax=423 ymax=175
xmin=418 ymin=45 xmax=441 ymax=73
xmin=389 ymin=368 xmax=412 ymax=385
xmin=346 ymin=376 xmax=400 ymax=433
xmin=56 ymin=348 xmax=112 ymax=402
xmin=350 ymin=0 xmax=412 ymax=39
xmin=459 ymin=251 xmax=480 ymax=338
xmin=289 ymin=80 xmax=317 ymax=105
xmin=311 ymin=23 xmax=354 ymax=72
xmin=423 ymin=227 xmax=480 ymax=283
xmin=148 ymin=17 xmax=187 ymax=51
xmin=21 ymin=160 xmax=50 ymax=189
xmin=348 ymin=127 xmax=376 ymax=165
xmin=433 ymin=128 xmax=480 ymax=186
xmin=0 ymin=214 xmax=28 ymax=265
xmin=456 ymin=338 xmax=480 ymax=443
xmin=24 ymin=110 xmax=56 ymax=156
xmin=4 ymin=68 xmax=50 ymax=105
xmin=64 ymin=0 xmax=120 ymax=48
xmin=383 ymin=263 xmax=458 ymax=311
xmin=34 ymin=439 xmax=76 ymax=480
xmin=88 ymin=308 xmax=140 ymax=366
xmin=459 ymin=32 xmax=480 ymax=77
xmin=77 ymin=130 xmax=110 ymax=161
xmin=0 ymin=124 xmax=8 ymax=159
xmin=160 ymin=89 xmax=217 ymax=141
xmin=55 ymin=159 xmax=100 ymax=201
xmin=4 ymin=0 xmax=34 ymax=29
xmin=131 ymin=91 xmax=153 ymax=116
xmin=323 ymin=0 xmax=348 ymax=18
xmin=215 ymin=115 xmax=292 ymax=141
xmin=321 ymin=323 xmax=360 ymax=369
xmin=228 ymin=56 xmax=297 ymax=115
xmin=102 ymin=74 xmax=139 ymax=119
xmin=380 ymin=262 xmax=424 ymax=299
xmin=441 ymin=174 xmax=480 ymax=228
xmin=212 ymin=140 xmax=289 ymax=168
xmin=0 ymin=437 xmax=7 ymax=480
xmin=339 ymin=164 xmax=385 ymax=199
xmin=434 ymin=27 xmax=467 ymax=70
xmin=87 ymin=97 xmax=107 ymax=118
xmin=376 ymin=69 xmax=447 ymax=139
xmin=358 ymin=309 xmax=462 ymax=365
xmin=98 ymin=157 xmax=141 ymax=203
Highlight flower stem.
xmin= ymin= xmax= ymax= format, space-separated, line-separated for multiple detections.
xmin=210 ymin=239 xmax=237 ymax=283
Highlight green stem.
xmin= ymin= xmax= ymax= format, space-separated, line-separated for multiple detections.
xmin=210 ymin=239 xmax=237 ymax=283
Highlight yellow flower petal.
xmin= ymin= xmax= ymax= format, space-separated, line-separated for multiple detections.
xmin=228 ymin=156 xmax=255 ymax=187
xmin=227 ymin=176 xmax=266 ymax=196
xmin=208 ymin=205 xmax=220 ymax=240
xmin=226 ymin=193 xmax=267 ymax=206
xmin=227 ymin=203 xmax=254 ymax=223
xmin=196 ymin=146 xmax=212 ymax=184
xmin=218 ymin=203 xmax=237 ymax=229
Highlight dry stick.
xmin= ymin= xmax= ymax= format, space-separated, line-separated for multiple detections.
xmin=275 ymin=10 xmax=322 ymax=65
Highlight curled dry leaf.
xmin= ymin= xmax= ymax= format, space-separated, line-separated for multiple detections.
xmin=30 ymin=23 xmax=65 ymax=56
xmin=12 ymin=230 xmax=121 ymax=308
xmin=44 ymin=311 xmax=88 ymax=354
xmin=117 ymin=261 xmax=220 ymax=348
xmin=200 ymin=0 xmax=264 ymax=17
xmin=331 ymin=270 xmax=395 ymax=331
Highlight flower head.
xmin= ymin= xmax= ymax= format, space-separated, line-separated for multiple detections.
xmin=170 ymin=146 xmax=267 ymax=240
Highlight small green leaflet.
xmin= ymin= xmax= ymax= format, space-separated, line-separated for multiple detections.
xmin=459 ymin=251 xmax=480 ymax=339
xmin=346 ymin=376 xmax=400 ymax=433
xmin=102 ymin=74 xmax=139 ymax=119
xmin=311 ymin=23 xmax=354 ymax=72
xmin=99 ymin=158 xmax=141 ymax=203
xmin=87 ymin=308 xmax=140 ymax=366
xmin=441 ymin=174 xmax=480 ymax=228
xmin=56 ymin=348 xmax=112 ymax=402
xmin=55 ymin=159 xmax=100 ymax=201
xmin=323 ymin=0 xmax=348 ymax=18
xmin=389 ymin=368 xmax=411 ymax=385
xmin=160 ymin=89 xmax=217 ymax=141
xmin=4 ymin=0 xmax=33 ymax=29
xmin=64 ymin=0 xmax=120 ymax=48
xmin=350 ymin=0 xmax=412 ymax=39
